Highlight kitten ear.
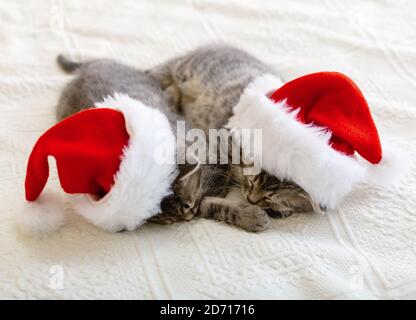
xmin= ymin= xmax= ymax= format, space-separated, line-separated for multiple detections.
xmin=178 ymin=162 xmax=200 ymax=182
xmin=180 ymin=162 xmax=197 ymax=175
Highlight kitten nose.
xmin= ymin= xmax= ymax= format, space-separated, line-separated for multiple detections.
xmin=247 ymin=194 xmax=261 ymax=204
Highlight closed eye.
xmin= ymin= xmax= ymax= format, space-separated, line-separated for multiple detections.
xmin=264 ymin=192 xmax=277 ymax=200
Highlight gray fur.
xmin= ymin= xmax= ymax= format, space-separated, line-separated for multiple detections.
xmin=55 ymin=56 xmax=272 ymax=232
xmin=149 ymin=44 xmax=324 ymax=223
xmin=56 ymin=56 xmax=179 ymax=128
xmin=148 ymin=44 xmax=271 ymax=132
xmin=57 ymin=55 xmax=82 ymax=73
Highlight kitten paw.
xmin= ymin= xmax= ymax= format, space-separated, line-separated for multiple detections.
xmin=183 ymin=211 xmax=196 ymax=221
xmin=236 ymin=205 xmax=270 ymax=232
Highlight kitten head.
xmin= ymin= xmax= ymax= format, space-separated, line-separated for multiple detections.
xmin=232 ymin=165 xmax=326 ymax=216
xmin=173 ymin=163 xmax=230 ymax=217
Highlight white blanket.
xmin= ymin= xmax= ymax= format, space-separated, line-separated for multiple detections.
xmin=0 ymin=0 xmax=415 ymax=299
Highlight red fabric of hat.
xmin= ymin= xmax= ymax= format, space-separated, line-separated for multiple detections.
xmin=19 ymin=94 xmax=178 ymax=235
xmin=269 ymin=72 xmax=382 ymax=164
xmin=25 ymin=108 xmax=129 ymax=202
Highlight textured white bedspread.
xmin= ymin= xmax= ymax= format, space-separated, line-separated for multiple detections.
xmin=0 ymin=0 xmax=415 ymax=299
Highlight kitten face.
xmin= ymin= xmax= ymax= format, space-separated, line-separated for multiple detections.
xmin=232 ymin=165 xmax=325 ymax=216
xmin=173 ymin=163 xmax=232 ymax=218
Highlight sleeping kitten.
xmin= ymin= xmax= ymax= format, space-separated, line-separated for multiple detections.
xmin=55 ymin=56 xmax=274 ymax=232
xmin=149 ymin=45 xmax=273 ymax=132
xmin=55 ymin=55 xmax=180 ymax=127
xmin=149 ymin=153 xmax=272 ymax=232
xmin=148 ymin=44 xmax=325 ymax=218
xmin=149 ymin=151 xmax=318 ymax=231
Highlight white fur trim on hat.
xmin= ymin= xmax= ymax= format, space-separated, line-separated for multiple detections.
xmin=226 ymin=74 xmax=370 ymax=209
xmin=67 ymin=93 xmax=178 ymax=232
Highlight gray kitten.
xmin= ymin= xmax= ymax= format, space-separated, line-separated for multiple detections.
xmin=148 ymin=44 xmax=270 ymax=132
xmin=56 ymin=55 xmax=180 ymax=128
xmin=148 ymin=44 xmax=324 ymax=218
xmin=55 ymin=56 xmax=271 ymax=232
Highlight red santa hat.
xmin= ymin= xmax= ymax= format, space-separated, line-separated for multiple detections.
xmin=226 ymin=72 xmax=406 ymax=209
xmin=17 ymin=94 xmax=177 ymax=235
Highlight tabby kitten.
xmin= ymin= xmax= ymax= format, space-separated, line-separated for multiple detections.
xmin=148 ymin=44 xmax=324 ymax=221
xmin=150 ymin=153 xmax=318 ymax=232
xmin=55 ymin=55 xmax=273 ymax=232
xmin=149 ymin=149 xmax=272 ymax=232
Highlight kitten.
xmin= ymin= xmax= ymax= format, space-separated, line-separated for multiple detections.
xmin=150 ymin=147 xmax=317 ymax=232
xmin=55 ymin=55 xmax=180 ymax=127
xmin=148 ymin=44 xmax=325 ymax=219
xmin=149 ymin=155 xmax=271 ymax=232
xmin=55 ymin=56 xmax=273 ymax=232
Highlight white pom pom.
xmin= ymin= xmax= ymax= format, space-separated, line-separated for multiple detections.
xmin=363 ymin=144 xmax=410 ymax=187
xmin=15 ymin=192 xmax=66 ymax=237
